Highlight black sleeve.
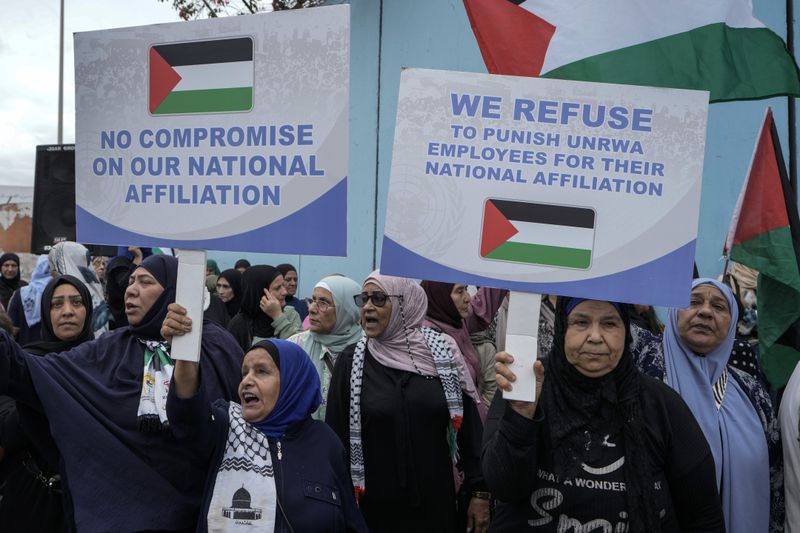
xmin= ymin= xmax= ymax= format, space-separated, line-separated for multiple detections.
xmin=658 ymin=383 xmax=726 ymax=532
xmin=325 ymin=348 xmax=353 ymax=450
xmin=457 ymin=393 xmax=486 ymax=492
xmin=481 ymin=401 xmax=544 ymax=502
xmin=166 ymin=374 xmax=220 ymax=461
xmin=668 ymin=454 xmax=725 ymax=533
xmin=0 ymin=329 xmax=42 ymax=410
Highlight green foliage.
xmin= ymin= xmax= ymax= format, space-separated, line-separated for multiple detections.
xmin=158 ymin=0 xmax=325 ymax=20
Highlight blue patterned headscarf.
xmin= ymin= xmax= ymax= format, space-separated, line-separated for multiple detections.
xmin=21 ymin=255 xmax=53 ymax=327
xmin=251 ymin=339 xmax=321 ymax=438
xmin=664 ymin=278 xmax=769 ymax=533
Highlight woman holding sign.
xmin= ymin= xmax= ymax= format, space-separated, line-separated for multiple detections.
xmin=326 ymin=271 xmax=490 ymax=533
xmin=0 ymin=255 xmax=244 ymax=532
xmin=485 ymin=297 xmax=725 ymax=532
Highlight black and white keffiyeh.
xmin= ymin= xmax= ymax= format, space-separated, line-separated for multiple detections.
xmin=348 ymin=327 xmax=464 ymax=500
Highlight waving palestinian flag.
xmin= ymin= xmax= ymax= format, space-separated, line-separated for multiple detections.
xmin=149 ymin=37 xmax=253 ymax=115
xmin=725 ymin=109 xmax=800 ymax=389
xmin=463 ymin=0 xmax=800 ymax=102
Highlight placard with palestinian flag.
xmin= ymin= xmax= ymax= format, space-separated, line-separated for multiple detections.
xmin=380 ymin=68 xmax=709 ymax=307
xmin=74 ymin=6 xmax=349 ymax=255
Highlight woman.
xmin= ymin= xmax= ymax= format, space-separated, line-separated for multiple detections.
xmin=0 ymin=255 xmax=244 ymax=532
xmin=658 ymin=279 xmax=780 ymax=533
xmin=277 ymin=263 xmax=309 ymax=321
xmin=47 ymin=241 xmax=109 ymax=336
xmin=0 ymin=275 xmax=94 ymax=532
xmin=326 ymin=271 xmax=490 ymax=533
xmin=7 ymin=255 xmax=51 ymax=345
xmin=206 ymin=259 xmax=221 ymax=277
xmin=228 ymin=265 xmax=302 ymax=352
xmin=216 ymin=268 xmax=243 ymax=320
xmin=287 ymin=275 xmax=363 ymax=420
xmin=163 ymin=307 xmax=368 ymax=532
xmin=0 ymin=252 xmax=27 ymax=309
xmin=421 ymin=281 xmax=506 ymax=407
xmin=485 ymin=297 xmax=725 ymax=531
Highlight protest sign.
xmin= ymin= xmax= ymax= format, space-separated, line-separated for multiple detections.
xmin=381 ymin=68 xmax=708 ymax=307
xmin=74 ymin=5 xmax=349 ymax=255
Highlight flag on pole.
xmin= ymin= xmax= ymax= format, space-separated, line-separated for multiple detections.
xmin=149 ymin=37 xmax=254 ymax=115
xmin=481 ymin=199 xmax=595 ymax=269
xmin=463 ymin=0 xmax=800 ymax=103
xmin=725 ymin=108 xmax=800 ymax=389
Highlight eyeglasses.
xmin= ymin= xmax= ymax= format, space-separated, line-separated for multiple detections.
xmin=353 ymin=292 xmax=402 ymax=308
xmin=310 ymin=297 xmax=335 ymax=312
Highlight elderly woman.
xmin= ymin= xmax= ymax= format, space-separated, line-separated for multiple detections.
xmin=326 ymin=271 xmax=490 ymax=533
xmin=0 ymin=255 xmax=243 ymax=532
xmin=0 ymin=275 xmax=94 ymax=532
xmin=485 ymin=297 xmax=725 ymax=531
xmin=644 ymin=278 xmax=780 ymax=533
xmin=228 ymin=265 xmax=302 ymax=352
xmin=162 ymin=310 xmax=368 ymax=533
xmin=421 ymin=281 xmax=506 ymax=407
xmin=287 ymin=275 xmax=362 ymax=420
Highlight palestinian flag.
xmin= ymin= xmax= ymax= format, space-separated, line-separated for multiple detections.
xmin=463 ymin=0 xmax=800 ymax=102
xmin=725 ymin=108 xmax=800 ymax=389
xmin=481 ymin=199 xmax=595 ymax=269
xmin=149 ymin=37 xmax=253 ymax=115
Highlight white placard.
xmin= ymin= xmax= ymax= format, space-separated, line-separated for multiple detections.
xmin=502 ymin=291 xmax=541 ymax=402
xmin=171 ymin=249 xmax=206 ymax=362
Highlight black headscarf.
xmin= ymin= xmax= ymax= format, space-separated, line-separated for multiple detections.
xmin=0 ymin=252 xmax=22 ymax=308
xmin=542 ymin=297 xmax=659 ymax=532
xmin=24 ymin=275 xmax=95 ymax=356
xmin=228 ymin=265 xmax=282 ymax=350
xmin=218 ymin=268 xmax=243 ymax=318
xmin=129 ymin=255 xmax=177 ymax=341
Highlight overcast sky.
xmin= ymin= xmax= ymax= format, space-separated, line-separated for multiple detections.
xmin=0 ymin=1 xmax=184 ymax=187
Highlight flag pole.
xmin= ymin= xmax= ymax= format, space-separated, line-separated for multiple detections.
xmin=57 ymin=0 xmax=64 ymax=145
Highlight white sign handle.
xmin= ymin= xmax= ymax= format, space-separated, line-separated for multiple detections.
xmin=502 ymin=291 xmax=541 ymax=402
xmin=170 ymin=249 xmax=206 ymax=362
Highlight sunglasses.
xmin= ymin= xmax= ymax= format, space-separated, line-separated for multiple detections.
xmin=353 ymin=292 xmax=402 ymax=308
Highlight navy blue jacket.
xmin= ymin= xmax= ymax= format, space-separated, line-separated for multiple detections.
xmin=168 ymin=384 xmax=367 ymax=533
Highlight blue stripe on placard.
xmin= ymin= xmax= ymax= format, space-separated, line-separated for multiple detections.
xmin=380 ymin=235 xmax=696 ymax=308
xmin=76 ymin=178 xmax=347 ymax=256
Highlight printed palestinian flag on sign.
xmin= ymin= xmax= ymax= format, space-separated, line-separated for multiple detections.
xmin=725 ymin=108 xmax=800 ymax=389
xmin=481 ymin=199 xmax=595 ymax=269
xmin=149 ymin=37 xmax=253 ymax=115
xmin=463 ymin=0 xmax=800 ymax=102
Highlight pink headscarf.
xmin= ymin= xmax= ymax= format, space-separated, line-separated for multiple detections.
xmin=362 ymin=271 xmax=437 ymax=376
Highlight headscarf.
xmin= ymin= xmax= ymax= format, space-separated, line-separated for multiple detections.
xmin=0 ymin=252 xmax=23 ymax=304
xmin=20 ymin=255 xmax=52 ymax=327
xmin=251 ymin=339 xmax=322 ymax=438
xmin=275 ymin=263 xmax=296 ymax=280
xmin=25 ymin=275 xmax=95 ymax=355
xmin=421 ymin=280 xmax=480 ymax=384
xmin=236 ymin=265 xmax=282 ymax=338
xmin=218 ymin=269 xmax=243 ymax=318
xmin=362 ymin=271 xmax=437 ymax=376
xmin=205 ymin=274 xmax=218 ymax=294
xmin=307 ymin=275 xmax=363 ymax=355
xmin=206 ymin=259 xmax=221 ymax=276
xmin=130 ymin=255 xmax=177 ymax=341
xmin=541 ymin=297 xmax=659 ymax=532
xmin=663 ymin=278 xmax=769 ymax=533
xmin=48 ymin=241 xmax=108 ymax=334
